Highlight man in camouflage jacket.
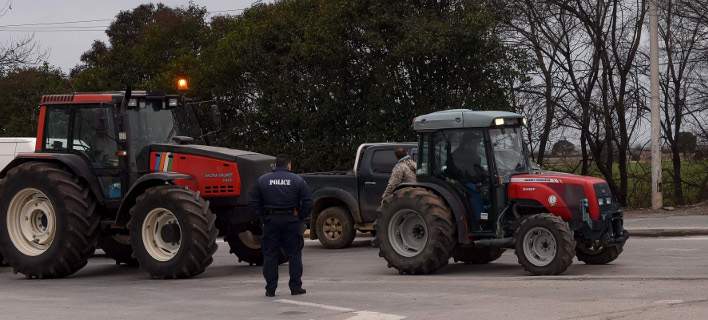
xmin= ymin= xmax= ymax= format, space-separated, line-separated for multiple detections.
xmin=381 ymin=147 xmax=417 ymax=202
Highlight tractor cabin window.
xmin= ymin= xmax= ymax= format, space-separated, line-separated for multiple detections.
xmin=43 ymin=107 xmax=71 ymax=152
xmin=72 ymin=106 xmax=119 ymax=168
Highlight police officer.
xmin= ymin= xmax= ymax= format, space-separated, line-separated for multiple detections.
xmin=250 ymin=154 xmax=312 ymax=297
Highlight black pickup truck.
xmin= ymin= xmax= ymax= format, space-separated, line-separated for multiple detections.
xmin=302 ymin=142 xmax=417 ymax=249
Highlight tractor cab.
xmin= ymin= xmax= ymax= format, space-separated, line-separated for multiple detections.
xmin=37 ymin=91 xmax=207 ymax=203
xmin=413 ymin=109 xmax=528 ymax=234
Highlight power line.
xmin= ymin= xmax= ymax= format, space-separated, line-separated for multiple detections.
xmin=0 ymin=18 xmax=110 ymax=28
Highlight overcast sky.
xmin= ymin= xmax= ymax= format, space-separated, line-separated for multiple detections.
xmin=0 ymin=0 xmax=260 ymax=73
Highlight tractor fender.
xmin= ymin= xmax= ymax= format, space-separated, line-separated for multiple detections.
xmin=309 ymin=187 xmax=360 ymax=240
xmin=1 ymin=153 xmax=105 ymax=204
xmin=396 ymin=182 xmax=472 ymax=245
xmin=114 ymin=172 xmax=193 ymax=225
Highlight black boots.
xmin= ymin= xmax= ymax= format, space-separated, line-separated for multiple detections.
xmin=290 ymin=288 xmax=307 ymax=296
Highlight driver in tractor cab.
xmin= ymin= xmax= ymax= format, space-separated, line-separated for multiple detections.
xmin=91 ymin=116 xmax=119 ymax=167
xmin=447 ymin=131 xmax=488 ymax=226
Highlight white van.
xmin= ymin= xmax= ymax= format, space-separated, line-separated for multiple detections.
xmin=0 ymin=138 xmax=36 ymax=172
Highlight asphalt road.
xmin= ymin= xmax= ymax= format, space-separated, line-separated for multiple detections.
xmin=2 ymin=236 xmax=708 ymax=320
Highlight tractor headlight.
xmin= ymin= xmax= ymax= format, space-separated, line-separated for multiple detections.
xmin=494 ymin=118 xmax=505 ymax=126
xmin=168 ymin=98 xmax=178 ymax=107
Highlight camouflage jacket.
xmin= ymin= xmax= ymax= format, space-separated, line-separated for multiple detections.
xmin=382 ymin=156 xmax=417 ymax=200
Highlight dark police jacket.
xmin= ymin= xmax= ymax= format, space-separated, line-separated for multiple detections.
xmin=249 ymin=166 xmax=313 ymax=221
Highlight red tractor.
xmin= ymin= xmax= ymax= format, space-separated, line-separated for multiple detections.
xmin=0 ymin=88 xmax=275 ymax=279
xmin=377 ymin=110 xmax=628 ymax=275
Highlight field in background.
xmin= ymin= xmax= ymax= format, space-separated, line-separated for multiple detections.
xmin=544 ymin=157 xmax=708 ymax=208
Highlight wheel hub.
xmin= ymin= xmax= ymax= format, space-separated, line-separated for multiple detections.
xmin=141 ymin=208 xmax=181 ymax=262
xmin=7 ymin=188 xmax=56 ymax=256
xmin=322 ymin=217 xmax=343 ymax=240
xmin=388 ymin=209 xmax=428 ymax=258
xmin=522 ymin=226 xmax=557 ymax=267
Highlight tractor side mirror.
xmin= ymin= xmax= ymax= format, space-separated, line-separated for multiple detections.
xmin=209 ymin=104 xmax=222 ymax=131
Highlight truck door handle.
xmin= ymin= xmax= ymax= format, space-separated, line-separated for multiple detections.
xmin=364 ymin=181 xmax=377 ymax=185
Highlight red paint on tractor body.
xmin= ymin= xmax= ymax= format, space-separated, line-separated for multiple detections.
xmin=507 ymin=172 xmax=607 ymax=221
xmin=149 ymin=151 xmax=242 ymax=198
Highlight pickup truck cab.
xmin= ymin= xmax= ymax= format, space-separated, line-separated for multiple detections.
xmin=302 ymin=142 xmax=416 ymax=248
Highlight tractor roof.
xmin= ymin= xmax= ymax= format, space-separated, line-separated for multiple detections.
xmin=40 ymin=91 xmax=176 ymax=105
xmin=412 ymin=109 xmax=524 ymax=131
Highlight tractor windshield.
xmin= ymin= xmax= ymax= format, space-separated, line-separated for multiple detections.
xmin=127 ymin=99 xmax=203 ymax=170
xmin=489 ymin=126 xmax=528 ymax=176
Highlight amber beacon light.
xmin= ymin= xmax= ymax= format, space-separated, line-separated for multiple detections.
xmin=177 ymin=77 xmax=189 ymax=91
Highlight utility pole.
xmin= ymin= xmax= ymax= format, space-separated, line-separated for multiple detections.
xmin=649 ymin=0 xmax=662 ymax=209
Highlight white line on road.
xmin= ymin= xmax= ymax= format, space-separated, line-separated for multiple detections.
xmin=275 ymin=299 xmax=354 ymax=312
xmin=275 ymin=299 xmax=406 ymax=320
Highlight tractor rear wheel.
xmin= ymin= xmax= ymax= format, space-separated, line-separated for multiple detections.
xmin=0 ymin=162 xmax=99 ymax=278
xmin=98 ymin=233 xmax=138 ymax=266
xmin=576 ymin=242 xmax=623 ymax=265
xmin=514 ymin=214 xmax=575 ymax=275
xmin=225 ymin=221 xmax=287 ymax=266
xmin=453 ymin=246 xmax=505 ymax=264
xmin=315 ymin=206 xmax=355 ymax=249
xmin=377 ymin=187 xmax=455 ymax=275
xmin=128 ymin=186 xmax=217 ymax=279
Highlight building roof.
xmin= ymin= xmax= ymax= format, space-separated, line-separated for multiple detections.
xmin=412 ymin=109 xmax=524 ymax=131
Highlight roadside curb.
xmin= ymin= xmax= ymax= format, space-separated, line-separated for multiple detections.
xmin=627 ymin=228 xmax=708 ymax=238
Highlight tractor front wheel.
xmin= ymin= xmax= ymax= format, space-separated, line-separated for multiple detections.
xmin=377 ymin=187 xmax=455 ymax=275
xmin=514 ymin=214 xmax=575 ymax=275
xmin=129 ymin=186 xmax=217 ymax=279
xmin=0 ymin=162 xmax=99 ymax=278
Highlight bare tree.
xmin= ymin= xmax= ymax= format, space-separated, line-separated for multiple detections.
xmin=655 ymin=0 xmax=708 ymax=205
xmin=0 ymin=35 xmax=45 ymax=75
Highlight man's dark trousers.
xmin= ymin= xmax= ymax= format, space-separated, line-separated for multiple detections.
xmin=262 ymin=215 xmax=304 ymax=292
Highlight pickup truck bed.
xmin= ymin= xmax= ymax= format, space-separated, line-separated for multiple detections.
xmin=303 ymin=142 xmax=416 ymax=249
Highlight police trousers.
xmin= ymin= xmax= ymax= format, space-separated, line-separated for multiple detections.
xmin=262 ymin=215 xmax=304 ymax=292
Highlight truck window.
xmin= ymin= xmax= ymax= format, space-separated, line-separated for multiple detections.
xmin=73 ymin=106 xmax=119 ymax=168
xmin=371 ymin=149 xmax=398 ymax=174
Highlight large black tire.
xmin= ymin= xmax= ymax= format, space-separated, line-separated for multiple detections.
xmin=514 ymin=214 xmax=575 ymax=275
xmin=453 ymin=246 xmax=505 ymax=264
xmin=98 ymin=233 xmax=138 ymax=266
xmin=128 ymin=186 xmax=217 ymax=279
xmin=376 ymin=187 xmax=456 ymax=275
xmin=225 ymin=221 xmax=287 ymax=266
xmin=0 ymin=162 xmax=99 ymax=278
xmin=315 ymin=206 xmax=356 ymax=249
xmin=576 ymin=242 xmax=623 ymax=265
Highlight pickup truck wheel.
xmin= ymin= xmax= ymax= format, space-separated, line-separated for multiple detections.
xmin=376 ymin=187 xmax=455 ymax=275
xmin=315 ymin=207 xmax=355 ymax=249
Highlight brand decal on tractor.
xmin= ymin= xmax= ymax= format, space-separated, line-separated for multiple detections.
xmin=510 ymin=177 xmax=561 ymax=183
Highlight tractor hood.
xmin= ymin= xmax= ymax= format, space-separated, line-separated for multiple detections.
xmin=508 ymin=172 xmax=616 ymax=221
xmin=150 ymin=144 xmax=275 ymax=165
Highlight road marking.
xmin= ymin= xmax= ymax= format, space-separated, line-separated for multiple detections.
xmin=653 ymin=299 xmax=684 ymax=305
xmin=653 ymin=236 xmax=708 ymax=241
xmin=655 ymin=248 xmax=699 ymax=252
xmin=275 ymin=299 xmax=406 ymax=320
xmin=276 ymin=299 xmax=354 ymax=312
